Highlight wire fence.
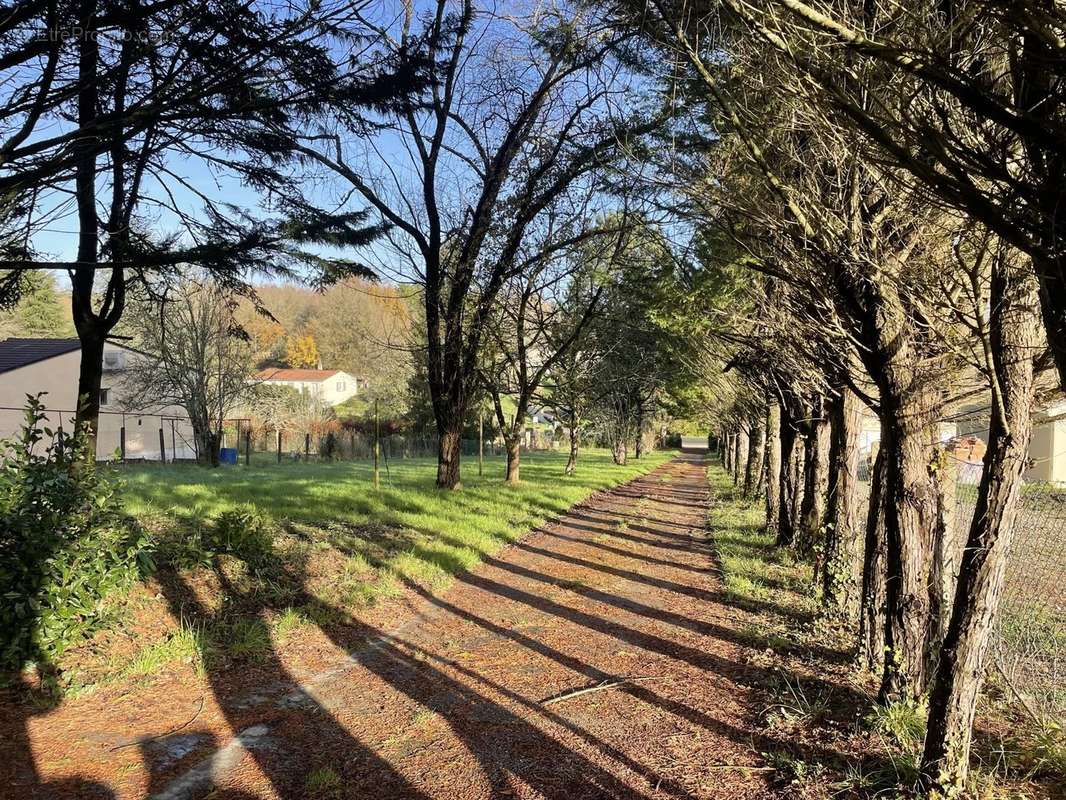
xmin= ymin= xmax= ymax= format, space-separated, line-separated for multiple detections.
xmin=0 ymin=405 xmax=198 ymax=462
xmin=850 ymin=407 xmax=1066 ymax=719
xmin=0 ymin=402 xmax=562 ymax=466
xmin=242 ymin=428 xmax=513 ymax=465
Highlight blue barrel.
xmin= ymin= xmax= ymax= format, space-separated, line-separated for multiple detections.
xmin=219 ymin=447 xmax=238 ymax=465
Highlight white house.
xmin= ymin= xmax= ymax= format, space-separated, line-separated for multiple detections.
xmin=254 ymin=368 xmax=363 ymax=406
xmin=0 ymin=337 xmax=196 ymax=460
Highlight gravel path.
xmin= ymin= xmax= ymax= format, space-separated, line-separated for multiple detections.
xmin=3 ymin=453 xmax=774 ymax=800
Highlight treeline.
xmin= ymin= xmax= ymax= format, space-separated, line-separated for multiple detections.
xmin=624 ymin=0 xmax=1066 ymax=793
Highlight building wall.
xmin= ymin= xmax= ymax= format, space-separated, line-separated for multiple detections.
xmin=260 ymin=372 xmax=360 ymax=406
xmin=1026 ymin=418 xmax=1066 ymax=484
xmin=320 ymin=372 xmax=359 ymax=405
xmin=0 ymin=345 xmax=196 ymax=460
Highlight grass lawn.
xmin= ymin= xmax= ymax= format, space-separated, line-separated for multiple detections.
xmin=116 ymin=448 xmax=676 ymax=603
xmin=40 ymin=449 xmax=675 ymax=692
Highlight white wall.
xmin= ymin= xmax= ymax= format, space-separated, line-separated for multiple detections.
xmin=260 ymin=371 xmax=360 ymax=406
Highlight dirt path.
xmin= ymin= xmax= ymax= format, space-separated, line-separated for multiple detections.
xmin=3 ymin=454 xmax=775 ymax=800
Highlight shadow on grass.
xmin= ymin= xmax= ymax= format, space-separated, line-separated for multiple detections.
xmin=5 ymin=451 xmax=896 ymax=798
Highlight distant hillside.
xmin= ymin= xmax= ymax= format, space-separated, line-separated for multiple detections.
xmin=237 ymin=278 xmax=418 ymax=420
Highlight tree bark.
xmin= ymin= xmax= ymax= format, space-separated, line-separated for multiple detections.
xmin=634 ymin=402 xmax=645 ymax=459
xmin=822 ymin=387 xmax=863 ymax=617
xmin=504 ymin=436 xmax=521 ymax=484
xmin=776 ymin=406 xmax=802 ymax=547
xmin=437 ymin=427 xmax=463 ymax=489
xmin=565 ymin=416 xmax=579 ymax=476
xmin=734 ymin=423 xmax=750 ymax=488
xmin=927 ymin=440 xmax=959 ymax=670
xmin=612 ymin=438 xmax=627 ymax=466
xmin=744 ymin=415 xmax=763 ymax=496
xmin=921 ymin=266 xmax=1040 ymax=792
xmin=764 ymin=402 xmax=782 ymax=538
xmin=798 ymin=397 xmax=831 ymax=555
xmin=859 ymin=445 xmax=887 ymax=672
xmin=878 ymin=386 xmax=941 ymax=702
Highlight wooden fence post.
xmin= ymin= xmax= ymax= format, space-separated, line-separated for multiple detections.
xmin=245 ymin=429 xmax=251 ymax=466
xmin=158 ymin=427 xmax=166 ymax=464
xmin=304 ymin=432 xmax=310 ymax=461
xmin=373 ymin=400 xmax=380 ymax=489
xmin=277 ymin=429 xmax=282 ymax=464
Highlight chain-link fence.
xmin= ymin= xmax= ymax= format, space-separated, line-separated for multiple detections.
xmin=850 ymin=405 xmax=1066 ymax=718
xmin=0 ymin=405 xmax=197 ymax=461
xmin=241 ymin=427 xmax=515 ymax=464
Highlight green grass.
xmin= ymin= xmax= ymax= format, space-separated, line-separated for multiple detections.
xmin=271 ymin=606 xmax=309 ymax=643
xmin=704 ymin=467 xmax=813 ymax=614
xmin=117 ymin=449 xmax=673 ymax=612
xmin=121 ymin=621 xmax=210 ymax=679
xmin=304 ymin=765 xmax=342 ymax=798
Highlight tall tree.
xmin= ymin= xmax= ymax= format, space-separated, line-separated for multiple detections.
xmin=292 ymin=0 xmax=662 ymax=487
xmin=119 ymin=277 xmax=254 ymax=466
xmin=0 ymin=0 xmax=428 ymax=454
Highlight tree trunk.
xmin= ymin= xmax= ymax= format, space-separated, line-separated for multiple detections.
xmin=822 ymin=387 xmax=863 ymax=617
xmin=612 ymin=438 xmax=627 ymax=466
xmin=789 ymin=435 xmax=806 ymax=546
xmin=764 ymin=402 xmax=782 ymax=538
xmin=921 ymin=266 xmax=1040 ymax=792
xmin=634 ymin=402 xmax=645 ymax=459
xmin=724 ymin=432 xmax=733 ymax=473
xmin=73 ymin=327 xmax=105 ymax=458
xmin=927 ymin=440 xmax=960 ymax=671
xmin=878 ymin=388 xmax=941 ymax=702
xmin=565 ymin=417 xmax=579 ymax=476
xmin=859 ymin=445 xmax=887 ymax=672
xmin=798 ymin=397 xmax=831 ymax=555
xmin=504 ymin=436 xmax=520 ymax=484
xmin=734 ymin=424 xmax=750 ymax=487
xmin=776 ymin=407 xmax=802 ymax=547
xmin=69 ymin=10 xmax=118 ymax=461
xmin=437 ymin=427 xmax=462 ymax=489
xmin=1032 ymin=251 xmax=1066 ymax=391
xmin=744 ymin=415 xmax=763 ymax=496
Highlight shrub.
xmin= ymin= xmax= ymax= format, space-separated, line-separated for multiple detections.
xmin=0 ymin=396 xmax=153 ymax=670
xmin=208 ymin=506 xmax=275 ymax=569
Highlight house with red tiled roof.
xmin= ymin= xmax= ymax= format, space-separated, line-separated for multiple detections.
xmin=253 ymin=368 xmax=364 ymax=406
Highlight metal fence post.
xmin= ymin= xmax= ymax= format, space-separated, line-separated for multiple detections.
xmin=479 ymin=415 xmax=484 ymax=476
xmin=304 ymin=432 xmax=310 ymax=461
xmin=277 ymin=429 xmax=282 ymax=464
xmin=245 ymin=429 xmax=251 ymax=466
xmin=158 ymin=427 xmax=166 ymax=463
xmin=120 ymin=413 xmax=126 ymax=461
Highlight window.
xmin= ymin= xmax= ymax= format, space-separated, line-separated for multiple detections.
xmin=99 ymin=388 xmax=110 ymax=406
xmin=336 ymin=381 xmax=346 ymax=392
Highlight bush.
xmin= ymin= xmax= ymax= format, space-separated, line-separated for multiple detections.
xmin=208 ymin=506 xmax=275 ymax=569
xmin=0 ymin=396 xmax=153 ymax=670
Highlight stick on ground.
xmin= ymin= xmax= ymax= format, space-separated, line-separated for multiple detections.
xmin=541 ymin=676 xmax=664 ymax=706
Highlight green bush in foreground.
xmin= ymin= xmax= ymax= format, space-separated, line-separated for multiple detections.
xmin=0 ymin=396 xmax=153 ymax=670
